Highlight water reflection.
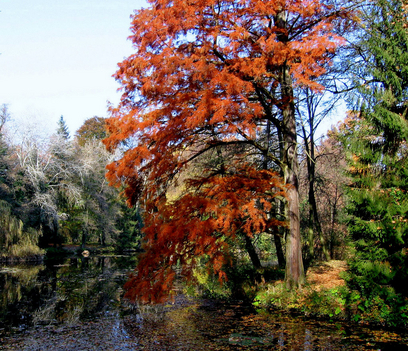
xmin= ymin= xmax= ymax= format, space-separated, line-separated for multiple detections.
xmin=0 ymin=257 xmax=408 ymax=350
xmin=0 ymin=265 xmax=45 ymax=333
xmin=0 ymin=255 xmax=135 ymax=335
xmin=122 ymin=298 xmax=408 ymax=350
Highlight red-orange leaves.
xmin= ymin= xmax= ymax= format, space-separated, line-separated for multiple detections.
xmin=124 ymin=165 xmax=286 ymax=303
xmin=105 ymin=0 xmax=352 ymax=302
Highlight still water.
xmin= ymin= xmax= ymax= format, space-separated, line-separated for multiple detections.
xmin=0 ymin=255 xmax=407 ymax=350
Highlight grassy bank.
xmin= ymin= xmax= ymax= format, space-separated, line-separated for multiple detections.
xmin=187 ymin=260 xmax=408 ymax=327
xmin=253 ymin=260 xmax=408 ymax=327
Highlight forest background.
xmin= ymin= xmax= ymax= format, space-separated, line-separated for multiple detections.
xmin=1 ymin=0 xmax=408 ymax=327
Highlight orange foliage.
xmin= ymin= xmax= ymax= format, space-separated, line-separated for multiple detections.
xmin=124 ymin=165 xmax=286 ymax=303
xmin=103 ymin=0 xmax=353 ymax=302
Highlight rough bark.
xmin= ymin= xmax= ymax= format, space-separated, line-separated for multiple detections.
xmin=274 ymin=10 xmax=305 ymax=288
xmin=281 ymin=63 xmax=305 ymax=289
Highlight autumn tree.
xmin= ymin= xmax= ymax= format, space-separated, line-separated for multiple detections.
xmin=104 ymin=0 xmax=352 ymax=302
xmin=75 ymin=116 xmax=107 ymax=146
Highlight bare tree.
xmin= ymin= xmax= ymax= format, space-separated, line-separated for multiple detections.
xmin=296 ymin=72 xmax=345 ymax=264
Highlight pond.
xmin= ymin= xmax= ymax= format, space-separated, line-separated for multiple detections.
xmin=0 ymin=254 xmax=407 ymax=350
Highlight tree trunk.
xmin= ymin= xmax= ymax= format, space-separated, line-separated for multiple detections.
xmin=244 ymin=235 xmax=262 ymax=269
xmin=283 ymin=169 xmax=305 ymax=289
xmin=81 ymin=211 xmax=88 ymax=249
xmin=281 ymin=62 xmax=305 ymax=289
xmin=273 ymin=199 xmax=286 ymax=269
xmin=262 ymin=120 xmax=286 ymax=269
xmin=274 ymin=10 xmax=305 ymax=289
xmin=302 ymin=122 xmax=330 ymax=263
xmin=308 ymin=173 xmax=330 ymax=261
xmin=81 ymin=228 xmax=87 ymax=249
xmin=273 ymin=233 xmax=285 ymax=268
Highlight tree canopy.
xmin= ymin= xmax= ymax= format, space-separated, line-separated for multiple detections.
xmin=75 ymin=116 xmax=107 ymax=146
xmin=104 ymin=0 xmax=352 ymax=302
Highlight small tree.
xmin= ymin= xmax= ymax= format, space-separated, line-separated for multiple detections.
xmin=75 ymin=116 xmax=107 ymax=146
xmin=56 ymin=116 xmax=70 ymax=140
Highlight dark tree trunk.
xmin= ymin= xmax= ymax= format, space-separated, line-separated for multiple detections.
xmin=244 ymin=235 xmax=262 ymax=269
xmin=81 ymin=226 xmax=87 ymax=249
xmin=302 ymin=122 xmax=330 ymax=264
xmin=274 ymin=233 xmax=286 ymax=269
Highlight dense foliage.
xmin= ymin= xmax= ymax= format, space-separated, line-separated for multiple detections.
xmin=337 ymin=0 xmax=408 ymax=325
xmin=104 ymin=0 xmax=352 ymax=302
xmin=0 ymin=113 xmax=142 ymax=259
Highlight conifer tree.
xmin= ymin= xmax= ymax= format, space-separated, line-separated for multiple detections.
xmin=56 ymin=116 xmax=70 ymax=140
xmin=104 ymin=0 xmax=352 ymax=302
xmin=341 ymin=0 xmax=408 ymax=306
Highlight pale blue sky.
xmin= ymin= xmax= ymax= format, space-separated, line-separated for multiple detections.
xmin=0 ymin=0 xmax=146 ymax=135
xmin=1 ymin=0 xmax=343 ymax=140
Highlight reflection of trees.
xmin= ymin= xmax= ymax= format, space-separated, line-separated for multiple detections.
xmin=0 ymin=265 xmax=44 ymax=305
xmin=32 ymin=257 xmax=128 ymax=326
xmin=0 ymin=265 xmax=45 ymax=332
xmin=0 ymin=257 xmax=133 ymax=334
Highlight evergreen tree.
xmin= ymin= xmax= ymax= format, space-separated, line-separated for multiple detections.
xmin=115 ymin=203 xmax=143 ymax=252
xmin=340 ymin=0 xmax=408 ymax=319
xmin=56 ymin=116 xmax=70 ymax=140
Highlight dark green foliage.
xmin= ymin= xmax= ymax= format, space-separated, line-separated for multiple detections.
xmin=0 ymin=135 xmax=8 ymax=185
xmin=339 ymin=0 xmax=408 ymax=324
xmin=0 ymin=200 xmax=43 ymax=257
xmin=0 ymin=134 xmax=15 ymax=209
xmin=115 ymin=203 xmax=143 ymax=252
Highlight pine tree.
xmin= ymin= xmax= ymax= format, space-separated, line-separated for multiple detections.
xmin=341 ymin=0 xmax=408 ymax=310
xmin=56 ymin=116 xmax=70 ymax=140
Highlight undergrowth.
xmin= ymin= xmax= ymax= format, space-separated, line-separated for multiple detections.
xmin=187 ymin=260 xmax=408 ymax=327
xmin=253 ymin=279 xmax=408 ymax=327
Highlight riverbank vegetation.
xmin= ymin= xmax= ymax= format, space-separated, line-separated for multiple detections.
xmin=0 ymin=112 xmax=143 ymax=261
xmin=253 ymin=261 xmax=408 ymax=327
xmin=2 ymin=0 xmax=408 ymax=329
